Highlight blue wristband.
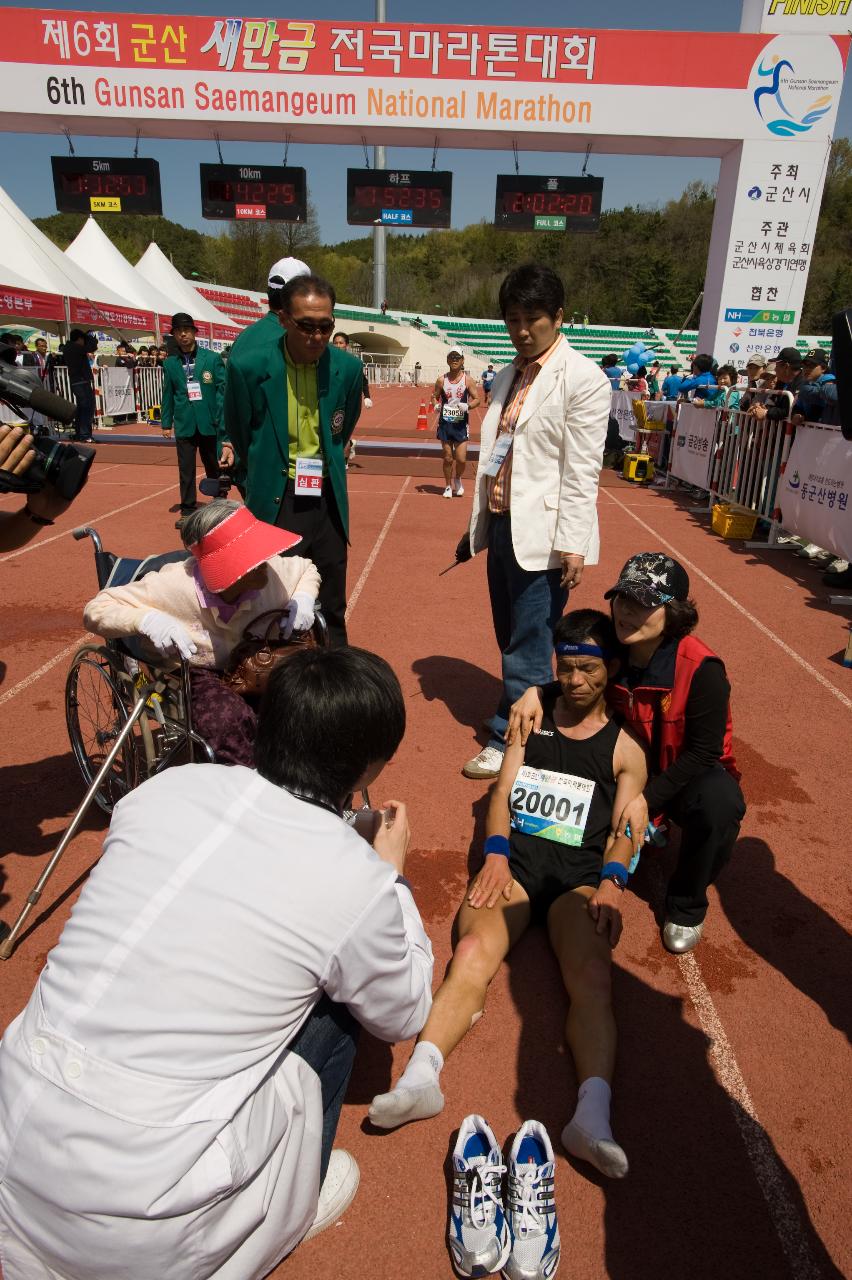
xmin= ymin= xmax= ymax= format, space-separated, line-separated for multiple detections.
xmin=599 ymin=861 xmax=629 ymax=887
xmin=484 ymin=834 xmax=511 ymax=859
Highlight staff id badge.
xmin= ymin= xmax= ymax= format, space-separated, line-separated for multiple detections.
xmin=295 ymin=455 xmax=323 ymax=497
xmin=186 ymin=380 xmax=203 ymax=402
xmin=481 ymin=431 xmax=513 ymax=477
xmin=509 ymin=765 xmax=595 ymax=846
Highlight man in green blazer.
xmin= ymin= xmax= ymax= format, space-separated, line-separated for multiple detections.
xmin=221 ymin=275 xmax=363 ymax=646
xmin=161 ymin=313 xmax=225 ymax=525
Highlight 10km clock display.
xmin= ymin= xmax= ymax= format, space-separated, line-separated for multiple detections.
xmin=494 ymin=175 xmax=604 ymax=232
xmin=199 ymin=164 xmax=307 ymax=221
xmin=347 ymin=169 xmax=453 ymax=228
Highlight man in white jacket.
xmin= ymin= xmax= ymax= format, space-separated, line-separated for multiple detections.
xmin=0 ymin=648 xmax=433 ymax=1280
xmin=458 ymin=263 xmax=611 ymax=779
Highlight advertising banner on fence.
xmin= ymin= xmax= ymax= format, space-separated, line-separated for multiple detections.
xmin=0 ymin=10 xmax=846 ymax=147
xmin=610 ymin=390 xmax=636 ymax=437
xmin=100 ymin=365 xmax=135 ymax=417
xmin=780 ymin=425 xmax=852 ymax=560
xmin=671 ymin=403 xmax=716 ymax=489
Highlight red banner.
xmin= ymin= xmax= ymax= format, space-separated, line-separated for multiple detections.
xmin=4 ymin=8 xmax=832 ymax=90
xmin=0 ymin=285 xmax=65 ymax=321
xmin=70 ymin=298 xmax=155 ymax=330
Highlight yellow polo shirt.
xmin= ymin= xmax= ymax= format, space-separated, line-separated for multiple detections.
xmin=284 ymin=343 xmax=321 ymax=480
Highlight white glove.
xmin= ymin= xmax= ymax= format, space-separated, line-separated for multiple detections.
xmin=281 ymin=592 xmax=316 ymax=638
xmin=138 ymin=610 xmax=197 ymax=661
xmin=364 ymin=397 xmax=373 ymax=408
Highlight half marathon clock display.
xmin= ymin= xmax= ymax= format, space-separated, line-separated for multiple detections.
xmin=346 ymin=169 xmax=452 ymax=229
xmin=51 ymin=156 xmax=162 ymax=215
xmin=199 ymin=164 xmax=307 ymax=222
xmin=495 ymin=175 xmax=604 ymax=232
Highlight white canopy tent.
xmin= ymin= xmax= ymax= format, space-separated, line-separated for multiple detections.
xmin=135 ymin=243 xmax=238 ymax=336
xmin=66 ymin=219 xmax=177 ymax=340
xmin=0 ymin=185 xmax=154 ymax=332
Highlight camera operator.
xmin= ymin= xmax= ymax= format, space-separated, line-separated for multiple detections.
xmin=0 ymin=423 xmax=70 ymax=550
xmin=59 ymin=329 xmax=98 ymax=442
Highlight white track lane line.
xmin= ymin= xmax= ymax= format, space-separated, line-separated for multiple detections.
xmin=0 ymin=479 xmax=178 ymax=564
xmin=601 ymin=488 xmax=852 ymax=712
xmin=346 ymin=476 xmax=410 ymax=621
xmin=0 ymin=636 xmax=90 ymax=708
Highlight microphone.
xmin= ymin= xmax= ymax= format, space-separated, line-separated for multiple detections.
xmin=0 ymin=368 xmax=78 ymax=424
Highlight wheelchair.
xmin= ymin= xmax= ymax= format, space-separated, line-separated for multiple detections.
xmin=65 ymin=525 xmax=332 ymax=813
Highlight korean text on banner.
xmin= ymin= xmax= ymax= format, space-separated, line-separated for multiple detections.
xmin=671 ymin=403 xmax=716 ymax=489
xmin=780 ymin=425 xmax=852 ymax=561
xmin=100 ymin=366 xmax=135 ymax=417
xmin=610 ymin=390 xmax=637 ymax=437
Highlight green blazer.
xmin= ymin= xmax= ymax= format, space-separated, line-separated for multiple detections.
xmin=227 ymin=310 xmax=283 ymax=363
xmin=223 ymin=338 xmax=363 ymax=537
xmin=161 ymin=346 xmax=225 ymax=438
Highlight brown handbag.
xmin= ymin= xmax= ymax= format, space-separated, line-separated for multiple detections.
xmin=223 ymin=609 xmax=320 ymax=699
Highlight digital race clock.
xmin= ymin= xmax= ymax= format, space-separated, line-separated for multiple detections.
xmin=199 ymin=164 xmax=307 ymax=222
xmin=51 ymin=156 xmax=163 ymax=215
xmin=494 ymin=175 xmax=604 ymax=232
xmin=346 ymin=169 xmax=453 ymax=229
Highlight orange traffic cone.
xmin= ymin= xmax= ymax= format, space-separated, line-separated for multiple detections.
xmin=415 ymin=401 xmax=429 ymax=431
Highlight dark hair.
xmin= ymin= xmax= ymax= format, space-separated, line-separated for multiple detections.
xmin=255 ymin=646 xmax=405 ymax=805
xmin=6 ymin=333 xmax=22 ymax=343
xmin=601 ymin=353 xmax=619 ymax=368
xmin=280 ymin=273 xmax=336 ymax=313
xmin=553 ymin=608 xmax=618 ymax=657
xmin=716 ymin=364 xmax=737 ymax=382
xmin=116 ymin=343 xmax=127 ymax=352
xmin=334 ymin=332 xmax=351 ymax=346
xmin=498 ymin=263 xmax=564 ymax=321
xmin=69 ymin=328 xmax=86 ymax=343
xmin=669 ymin=364 xmax=680 ymax=373
xmin=693 ymin=353 xmax=715 ymax=374
xmin=634 ymin=365 xmax=647 ymax=379
xmin=663 ymin=597 xmax=699 ymax=641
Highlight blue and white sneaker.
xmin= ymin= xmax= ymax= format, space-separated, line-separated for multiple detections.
xmin=448 ymin=1114 xmax=511 ymax=1277
xmin=502 ymin=1121 xmax=560 ymax=1279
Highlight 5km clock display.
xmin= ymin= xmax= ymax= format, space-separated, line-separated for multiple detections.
xmin=200 ymin=164 xmax=307 ymax=221
xmin=51 ymin=156 xmax=162 ymax=215
xmin=494 ymin=175 xmax=604 ymax=232
xmin=346 ymin=169 xmax=453 ymax=228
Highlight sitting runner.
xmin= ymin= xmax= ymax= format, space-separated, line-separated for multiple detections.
xmin=431 ymin=348 xmax=481 ymax=498
xmin=369 ymin=609 xmax=647 ymax=1180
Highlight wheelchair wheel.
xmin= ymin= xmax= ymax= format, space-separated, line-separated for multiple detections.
xmin=65 ymin=647 xmax=140 ymax=814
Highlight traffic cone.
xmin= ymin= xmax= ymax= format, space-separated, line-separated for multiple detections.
xmin=415 ymin=400 xmax=429 ymax=431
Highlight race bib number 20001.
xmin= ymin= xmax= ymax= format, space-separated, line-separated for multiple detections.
xmin=510 ymin=765 xmax=595 ymax=846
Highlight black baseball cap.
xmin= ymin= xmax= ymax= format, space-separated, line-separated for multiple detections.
xmin=803 ymin=347 xmax=829 ymax=366
xmin=170 ymin=312 xmax=197 ymax=332
xmin=604 ymin=552 xmax=690 ymax=609
xmin=776 ymin=346 xmax=803 ymax=366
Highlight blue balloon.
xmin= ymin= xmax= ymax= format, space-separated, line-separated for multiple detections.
xmin=625 ymin=360 xmax=641 ymax=374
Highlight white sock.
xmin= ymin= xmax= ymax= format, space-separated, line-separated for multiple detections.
xmin=562 ymin=1077 xmax=629 ymax=1179
xmin=368 ymin=1041 xmax=445 ymax=1130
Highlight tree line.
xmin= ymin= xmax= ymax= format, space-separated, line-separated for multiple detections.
xmin=33 ymin=138 xmax=852 ymax=333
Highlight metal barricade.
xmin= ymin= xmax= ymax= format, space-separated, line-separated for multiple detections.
xmin=135 ymin=365 xmax=164 ymax=420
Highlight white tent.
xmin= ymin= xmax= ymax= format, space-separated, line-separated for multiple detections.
xmin=0 ymin=185 xmax=147 ymax=320
xmin=135 ymin=243 xmax=238 ymax=332
xmin=66 ymin=218 xmax=176 ymax=336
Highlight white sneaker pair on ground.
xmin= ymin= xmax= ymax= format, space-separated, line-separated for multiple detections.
xmin=444 ymin=479 xmax=465 ymax=498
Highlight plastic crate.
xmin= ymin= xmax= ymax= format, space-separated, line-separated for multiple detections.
xmin=712 ymin=503 xmax=757 ymax=540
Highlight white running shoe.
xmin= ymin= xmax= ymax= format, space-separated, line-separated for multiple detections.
xmin=462 ymin=745 xmax=505 ymax=779
xmin=443 ymin=485 xmax=453 ymax=498
xmin=503 ymin=1121 xmax=560 ymax=1279
xmin=448 ymin=1115 xmax=511 ymax=1279
xmin=453 ymin=479 xmax=465 ymax=497
xmin=304 ymin=1150 xmax=360 ymax=1241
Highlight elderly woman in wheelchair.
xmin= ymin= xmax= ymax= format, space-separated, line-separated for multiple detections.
xmin=80 ymin=500 xmax=320 ymax=780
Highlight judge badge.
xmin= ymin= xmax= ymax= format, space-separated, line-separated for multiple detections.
xmin=331 ymin=409 xmax=345 ymax=435
xmin=202 ymin=370 xmax=213 ymax=383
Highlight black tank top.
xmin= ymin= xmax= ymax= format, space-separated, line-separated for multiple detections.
xmin=509 ymin=688 xmax=619 ymax=862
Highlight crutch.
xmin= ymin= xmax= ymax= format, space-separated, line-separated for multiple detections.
xmin=0 ymin=686 xmax=153 ymax=961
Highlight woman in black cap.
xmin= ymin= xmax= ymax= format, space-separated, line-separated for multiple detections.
xmin=508 ymin=552 xmax=745 ymax=954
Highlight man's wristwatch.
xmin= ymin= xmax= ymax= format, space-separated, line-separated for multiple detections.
xmin=599 ymin=873 xmax=626 ymax=891
xmin=599 ymin=861 xmax=628 ymax=891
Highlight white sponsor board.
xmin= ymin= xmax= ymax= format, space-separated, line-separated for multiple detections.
xmin=610 ymin=390 xmax=637 ymax=436
xmin=100 ymin=365 xmax=135 ymax=417
xmin=670 ymin=403 xmax=717 ymax=489
xmin=780 ymin=425 xmax=852 ymax=559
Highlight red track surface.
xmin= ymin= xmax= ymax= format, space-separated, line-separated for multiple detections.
xmin=1 ymin=436 xmax=850 ymax=1279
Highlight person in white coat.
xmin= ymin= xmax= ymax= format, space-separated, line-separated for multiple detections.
xmin=457 ymin=263 xmax=611 ymax=779
xmin=0 ymin=647 xmax=433 ymax=1280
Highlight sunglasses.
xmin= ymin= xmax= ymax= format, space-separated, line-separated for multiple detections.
xmin=290 ymin=317 xmax=335 ymax=336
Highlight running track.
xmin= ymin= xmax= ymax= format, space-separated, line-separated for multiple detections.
xmin=0 ymin=415 xmax=849 ymax=1279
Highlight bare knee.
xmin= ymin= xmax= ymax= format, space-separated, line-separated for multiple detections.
xmin=563 ymin=953 xmax=612 ymax=1005
xmin=451 ymin=931 xmax=502 ymax=989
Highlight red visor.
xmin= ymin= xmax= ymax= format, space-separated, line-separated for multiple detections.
xmin=189 ymin=505 xmax=301 ymax=593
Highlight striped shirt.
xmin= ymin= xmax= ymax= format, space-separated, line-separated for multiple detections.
xmin=486 ymin=334 xmax=564 ymax=514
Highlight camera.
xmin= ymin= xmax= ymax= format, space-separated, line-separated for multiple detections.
xmin=0 ymin=346 xmax=95 ymax=500
xmin=199 ymin=474 xmax=233 ymax=499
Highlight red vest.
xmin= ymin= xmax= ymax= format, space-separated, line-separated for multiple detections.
xmin=608 ymin=634 xmax=740 ymax=782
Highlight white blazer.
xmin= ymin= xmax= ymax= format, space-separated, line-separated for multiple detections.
xmin=469 ymin=339 xmax=611 ymax=571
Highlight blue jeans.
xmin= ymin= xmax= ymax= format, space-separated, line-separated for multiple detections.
xmin=289 ymin=995 xmax=359 ymax=1183
xmin=486 ymin=513 xmax=567 ymax=749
